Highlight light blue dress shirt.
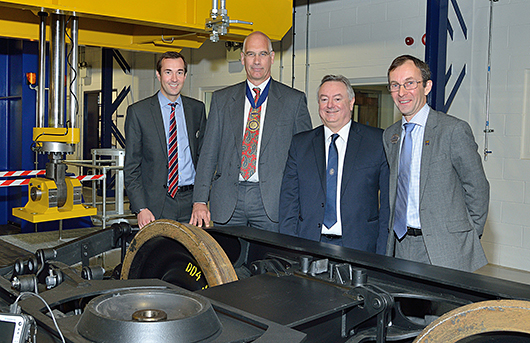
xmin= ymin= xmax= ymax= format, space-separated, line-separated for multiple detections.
xmin=158 ymin=92 xmax=195 ymax=186
xmin=400 ymin=103 xmax=430 ymax=229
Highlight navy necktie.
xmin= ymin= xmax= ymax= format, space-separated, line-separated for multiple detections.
xmin=323 ymin=134 xmax=339 ymax=229
xmin=393 ymin=123 xmax=416 ymax=239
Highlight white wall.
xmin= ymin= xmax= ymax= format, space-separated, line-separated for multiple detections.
xmin=82 ymin=0 xmax=530 ymax=272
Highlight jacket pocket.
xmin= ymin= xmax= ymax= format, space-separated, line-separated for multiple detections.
xmin=445 ymin=219 xmax=472 ymax=233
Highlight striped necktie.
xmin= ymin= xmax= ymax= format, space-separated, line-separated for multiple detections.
xmin=168 ymin=102 xmax=179 ymax=197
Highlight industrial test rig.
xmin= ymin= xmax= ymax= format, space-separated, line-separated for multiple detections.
xmin=1 ymin=220 xmax=530 ymax=342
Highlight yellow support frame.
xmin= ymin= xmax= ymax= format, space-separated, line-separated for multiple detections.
xmin=0 ymin=0 xmax=293 ymax=52
xmin=12 ymin=177 xmax=97 ymax=223
xmin=33 ymin=127 xmax=80 ymax=144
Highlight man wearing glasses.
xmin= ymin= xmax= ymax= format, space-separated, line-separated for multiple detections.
xmin=383 ymin=54 xmax=489 ymax=272
xmin=190 ymin=31 xmax=312 ymax=231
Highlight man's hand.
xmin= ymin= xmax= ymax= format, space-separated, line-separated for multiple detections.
xmin=137 ymin=208 xmax=155 ymax=229
xmin=189 ymin=203 xmax=211 ymax=228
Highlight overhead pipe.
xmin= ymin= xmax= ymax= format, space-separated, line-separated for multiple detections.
xmin=211 ymin=0 xmax=218 ymax=18
xmin=49 ymin=12 xmax=66 ymax=128
xmin=291 ymin=0 xmax=296 ymax=88
xmin=304 ymin=0 xmax=310 ymax=94
xmin=207 ymin=0 xmax=252 ymax=42
xmin=37 ymin=11 xmax=47 ymax=128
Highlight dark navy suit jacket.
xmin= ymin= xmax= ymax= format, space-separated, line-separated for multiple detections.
xmin=279 ymin=121 xmax=390 ymax=254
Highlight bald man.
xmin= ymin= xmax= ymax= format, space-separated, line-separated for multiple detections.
xmin=190 ymin=31 xmax=312 ymax=232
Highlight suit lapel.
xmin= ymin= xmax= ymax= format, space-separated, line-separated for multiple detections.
xmin=260 ymin=79 xmax=282 ymax=153
xmin=181 ymin=96 xmax=197 ymax=160
xmin=387 ymin=123 xmax=401 ymax=173
xmin=312 ymin=126 xmax=326 ymax=193
xmin=151 ymin=93 xmax=168 ymax=162
xmin=420 ymin=109 xmax=438 ymax=201
xmin=229 ymin=82 xmax=246 ymax=152
xmin=341 ymin=122 xmax=362 ymax=196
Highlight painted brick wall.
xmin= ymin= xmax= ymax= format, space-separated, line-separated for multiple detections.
xmin=83 ymin=0 xmax=530 ymax=272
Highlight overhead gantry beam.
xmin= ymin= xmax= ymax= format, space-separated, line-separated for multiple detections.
xmin=0 ymin=0 xmax=293 ymax=52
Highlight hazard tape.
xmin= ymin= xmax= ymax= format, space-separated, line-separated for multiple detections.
xmin=0 ymin=174 xmax=105 ymax=187
xmin=76 ymin=174 xmax=105 ymax=182
xmin=0 ymin=179 xmax=31 ymax=187
xmin=0 ymin=170 xmax=45 ymax=178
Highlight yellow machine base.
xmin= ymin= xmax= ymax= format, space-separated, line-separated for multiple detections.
xmin=12 ymin=204 xmax=97 ymax=223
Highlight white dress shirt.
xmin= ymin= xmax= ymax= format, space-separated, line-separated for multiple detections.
xmin=322 ymin=120 xmax=352 ymax=236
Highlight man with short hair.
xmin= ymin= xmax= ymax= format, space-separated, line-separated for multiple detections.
xmin=125 ymin=51 xmax=206 ymax=228
xmin=279 ymin=75 xmax=389 ymax=253
xmin=190 ymin=31 xmax=312 ymax=232
xmin=384 ymin=54 xmax=489 ymax=271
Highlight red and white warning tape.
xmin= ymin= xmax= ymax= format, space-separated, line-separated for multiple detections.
xmin=0 ymin=174 xmax=105 ymax=187
xmin=76 ymin=174 xmax=105 ymax=182
xmin=0 ymin=179 xmax=32 ymax=187
xmin=0 ymin=170 xmax=45 ymax=177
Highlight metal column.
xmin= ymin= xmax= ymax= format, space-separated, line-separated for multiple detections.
xmin=425 ymin=0 xmax=449 ymax=112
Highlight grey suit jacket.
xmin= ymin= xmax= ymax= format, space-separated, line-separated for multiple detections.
xmin=193 ymin=79 xmax=312 ymax=225
xmin=383 ymin=109 xmax=489 ymax=272
xmin=124 ymin=92 xmax=206 ymax=218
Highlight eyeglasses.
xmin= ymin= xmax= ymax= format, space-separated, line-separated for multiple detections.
xmin=243 ymin=51 xmax=272 ymax=58
xmin=387 ymin=80 xmax=423 ymax=92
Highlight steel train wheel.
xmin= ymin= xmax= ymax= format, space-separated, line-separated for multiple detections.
xmin=413 ymin=299 xmax=530 ymax=342
xmin=121 ymin=220 xmax=238 ymax=291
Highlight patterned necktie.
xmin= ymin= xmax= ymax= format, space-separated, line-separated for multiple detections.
xmin=323 ymin=134 xmax=339 ymax=229
xmin=393 ymin=123 xmax=416 ymax=239
xmin=168 ymin=102 xmax=179 ymax=198
xmin=241 ymin=87 xmax=261 ymax=180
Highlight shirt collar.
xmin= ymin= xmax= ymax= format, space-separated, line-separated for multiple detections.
xmin=401 ymin=103 xmax=430 ymax=129
xmin=158 ymin=91 xmax=182 ymax=108
xmin=246 ymin=77 xmax=271 ymax=94
xmin=324 ymin=120 xmax=352 ymax=143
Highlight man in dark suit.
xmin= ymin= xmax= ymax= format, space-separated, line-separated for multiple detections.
xmin=384 ymin=55 xmax=489 ymax=272
xmin=279 ymin=75 xmax=389 ymax=253
xmin=190 ymin=31 xmax=312 ymax=232
xmin=124 ymin=51 xmax=206 ymax=228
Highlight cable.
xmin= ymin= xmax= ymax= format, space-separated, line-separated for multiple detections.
xmin=30 ymin=126 xmax=70 ymax=152
xmin=483 ymin=0 xmax=498 ymax=161
xmin=65 ymin=16 xmax=79 ymax=120
xmin=13 ymin=292 xmax=66 ymax=343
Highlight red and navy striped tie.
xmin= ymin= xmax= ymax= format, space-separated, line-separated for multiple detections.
xmin=168 ymin=102 xmax=179 ymax=197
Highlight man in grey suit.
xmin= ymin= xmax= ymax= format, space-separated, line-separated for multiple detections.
xmin=383 ymin=55 xmax=489 ymax=272
xmin=189 ymin=31 xmax=312 ymax=231
xmin=124 ymin=52 xmax=206 ymax=228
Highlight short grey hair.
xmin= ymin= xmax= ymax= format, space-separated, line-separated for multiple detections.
xmin=243 ymin=31 xmax=273 ymax=52
xmin=317 ymin=74 xmax=355 ymax=101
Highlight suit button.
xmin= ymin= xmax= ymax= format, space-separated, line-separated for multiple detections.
xmin=317 ymin=223 xmax=321 ymax=228
xmin=163 ymin=184 xmax=167 ymax=189
xmin=321 ymin=203 xmax=324 ymax=207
